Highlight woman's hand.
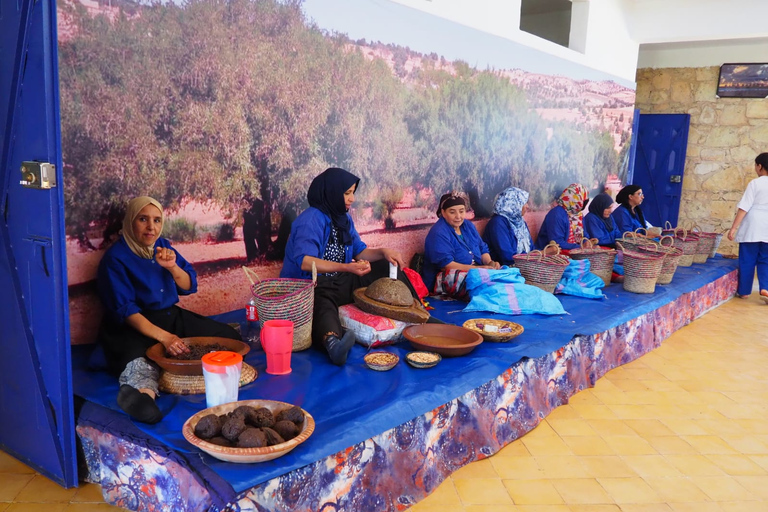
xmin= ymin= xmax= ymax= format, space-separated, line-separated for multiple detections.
xmin=483 ymin=261 xmax=501 ymax=270
xmin=155 ymin=247 xmax=177 ymax=269
xmin=346 ymin=259 xmax=371 ymax=276
xmin=727 ymin=227 xmax=737 ymax=241
xmin=379 ymin=248 xmax=406 ymax=269
xmin=160 ymin=333 xmax=189 ymax=357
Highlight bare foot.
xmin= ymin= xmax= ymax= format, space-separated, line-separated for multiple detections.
xmin=760 ymin=290 xmax=768 ymax=304
xmin=735 ymin=293 xmax=750 ymax=299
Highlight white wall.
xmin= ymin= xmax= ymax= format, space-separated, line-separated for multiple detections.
xmin=638 ymin=38 xmax=768 ymax=69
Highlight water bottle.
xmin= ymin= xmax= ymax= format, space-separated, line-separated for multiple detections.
xmin=245 ymin=297 xmax=259 ymax=346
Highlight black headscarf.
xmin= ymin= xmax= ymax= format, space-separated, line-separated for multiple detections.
xmin=588 ymin=193 xmax=616 ymax=232
xmin=615 ymin=185 xmax=646 ymax=228
xmin=307 ymin=167 xmax=360 ymax=245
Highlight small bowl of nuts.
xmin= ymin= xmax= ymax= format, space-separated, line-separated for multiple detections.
xmin=364 ymin=351 xmax=400 ymax=371
xmin=405 ymin=351 xmax=442 ymax=369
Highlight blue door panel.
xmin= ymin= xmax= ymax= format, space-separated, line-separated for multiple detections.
xmin=0 ymin=0 xmax=77 ymax=487
xmin=633 ymin=113 xmax=690 ymax=228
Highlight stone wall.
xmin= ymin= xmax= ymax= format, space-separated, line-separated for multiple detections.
xmin=635 ymin=66 xmax=768 ymax=254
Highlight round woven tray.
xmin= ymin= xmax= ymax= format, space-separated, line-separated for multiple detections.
xmin=159 ymin=362 xmax=258 ymax=395
xmin=462 ymin=318 xmax=524 ymax=343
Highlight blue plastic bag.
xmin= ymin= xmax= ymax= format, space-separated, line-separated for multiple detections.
xmin=554 ymin=259 xmax=605 ymax=299
xmin=463 ymin=268 xmax=566 ymax=316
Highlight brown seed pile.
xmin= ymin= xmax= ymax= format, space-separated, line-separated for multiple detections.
xmin=168 ymin=343 xmax=231 ymax=360
xmin=407 ymin=352 xmax=440 ymax=364
xmin=364 ymin=352 xmax=399 ymax=366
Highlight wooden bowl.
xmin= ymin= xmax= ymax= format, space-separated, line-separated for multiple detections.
xmin=364 ymin=351 xmax=399 ymax=371
xmin=402 ymin=324 xmax=483 ymax=357
xmin=462 ymin=318 xmax=524 ymax=343
xmin=145 ymin=336 xmax=250 ymax=376
xmin=182 ymin=399 xmax=315 ymax=463
xmin=405 ymin=351 xmax=442 ymax=369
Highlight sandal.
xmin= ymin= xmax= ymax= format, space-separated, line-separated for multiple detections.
xmin=760 ymin=290 xmax=768 ymax=304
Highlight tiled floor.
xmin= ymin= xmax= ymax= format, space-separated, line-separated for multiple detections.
xmin=2 ymin=293 xmax=767 ymax=512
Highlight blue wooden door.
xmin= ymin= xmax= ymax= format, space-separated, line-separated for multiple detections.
xmin=0 ymin=0 xmax=77 ymax=487
xmin=633 ymin=113 xmax=690 ymax=228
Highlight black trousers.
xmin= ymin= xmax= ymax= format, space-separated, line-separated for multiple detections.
xmin=99 ymin=305 xmax=241 ymax=376
xmin=312 ymin=259 xmax=419 ymax=345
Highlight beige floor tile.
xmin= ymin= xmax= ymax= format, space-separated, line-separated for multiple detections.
xmin=643 ymin=477 xmax=710 ymax=502
xmin=520 ymin=436 xmax=573 ymax=457
xmin=0 ymin=454 xmax=35 ymax=475
xmin=621 ymin=455 xmax=683 ymax=478
xmin=689 ymin=476 xmax=756 ymax=501
xmin=4 ymin=504 xmax=68 ymax=512
xmin=618 ymin=505 xmax=675 ymax=512
xmin=644 ymin=436 xmax=697 ymax=455
xmin=586 ymin=420 xmax=638 ymax=437
xmin=489 ymin=456 xmax=543 ymax=480
xmin=659 ymin=419 xmax=712 ymax=436
xmin=624 ymin=420 xmax=677 ymax=437
xmin=669 ymin=504 xmax=726 ymax=512
xmin=560 ymin=436 xmax=615 ymax=456
xmin=525 ymin=421 xmax=559 ymax=439
xmin=591 ymin=390 xmax=629 ymax=405
xmin=574 ymin=405 xmax=620 ymax=421
xmin=748 ymin=454 xmax=768 ymax=472
xmin=579 ymin=456 xmax=638 ymax=478
xmin=546 ymin=418 xmax=597 ymax=437
xmin=454 ymin=479 xmax=513 ymax=505
xmin=534 ymin=456 xmax=588 ymax=479
xmin=0 ymin=503 xmax=8 ymax=512
xmin=569 ymin=390 xmax=605 ymax=405
xmin=416 ymin=478 xmax=462 ymax=507
xmin=596 ymin=477 xmax=662 ymax=504
xmin=569 ymin=505 xmax=622 ymax=512
xmin=681 ymin=436 xmax=739 ymax=455
xmin=718 ymin=502 xmax=768 ymax=512
xmin=705 ymin=454 xmax=767 ymax=476
xmin=602 ymin=436 xmax=658 ymax=456
xmin=720 ymin=435 xmax=768 ymax=454
xmin=12 ymin=475 xmax=78 ymax=503
xmin=0 ymin=474 xmax=35 ymax=502
xmin=495 ymin=441 xmax=532 ymax=458
xmin=408 ymin=503 xmax=464 ymax=512
xmin=608 ymin=379 xmax=655 ymax=393
xmin=503 ymin=479 xmax=563 ymax=505
xmin=464 ymin=506 xmax=520 ymax=512
xmin=62 ymin=505 xmax=123 ymax=512
xmin=70 ymin=483 xmax=105 ymax=503
xmin=664 ymin=455 xmax=727 ymax=476
xmin=606 ymin=405 xmax=660 ymax=421
xmin=545 ymin=404 xmax=583 ymax=421
xmin=513 ymin=506 xmax=571 ymax=512
xmin=733 ymin=475 xmax=768 ymax=500
xmin=451 ymin=457 xmax=500 ymax=479
xmin=550 ymin=478 xmax=614 ymax=505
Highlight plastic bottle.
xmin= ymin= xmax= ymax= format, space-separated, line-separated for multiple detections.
xmin=245 ymin=297 xmax=259 ymax=345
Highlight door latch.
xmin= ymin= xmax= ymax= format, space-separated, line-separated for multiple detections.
xmin=669 ymin=175 xmax=682 ymax=183
xmin=20 ymin=161 xmax=56 ymax=189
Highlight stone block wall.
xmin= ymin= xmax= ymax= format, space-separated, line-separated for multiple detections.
xmin=635 ymin=67 xmax=768 ymax=255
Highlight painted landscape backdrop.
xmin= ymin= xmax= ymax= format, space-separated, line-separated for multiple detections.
xmin=58 ymin=0 xmax=635 ymax=344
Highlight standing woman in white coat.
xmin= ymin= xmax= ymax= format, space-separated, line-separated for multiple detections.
xmin=728 ymin=152 xmax=768 ymax=303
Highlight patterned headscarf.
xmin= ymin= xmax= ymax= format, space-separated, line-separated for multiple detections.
xmin=122 ymin=196 xmax=164 ymax=259
xmin=493 ymin=187 xmax=531 ymax=254
xmin=556 ymin=184 xmax=589 ymax=243
xmin=307 ymin=167 xmax=360 ymax=245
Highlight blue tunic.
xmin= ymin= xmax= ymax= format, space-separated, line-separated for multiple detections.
xmin=483 ymin=214 xmax=533 ymax=266
xmin=611 ymin=205 xmax=644 ymax=235
xmin=422 ymin=217 xmax=489 ymax=292
xmin=535 ymin=206 xmax=580 ymax=250
xmin=97 ymin=237 xmax=198 ymax=324
xmin=280 ymin=207 xmax=367 ymax=280
xmin=583 ymin=212 xmax=623 ymax=247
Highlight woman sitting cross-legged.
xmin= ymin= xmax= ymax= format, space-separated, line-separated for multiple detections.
xmin=483 ymin=186 xmax=535 ymax=266
xmin=97 ymin=196 xmax=241 ymax=424
xmin=422 ymin=193 xmax=500 ymax=298
xmin=280 ymin=167 xmax=430 ymax=365
xmin=583 ymin=193 xmax=623 ymax=248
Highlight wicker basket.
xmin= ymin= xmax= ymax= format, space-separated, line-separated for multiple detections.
xmin=462 ymin=318 xmax=524 ymax=343
xmin=245 ymin=266 xmax=315 ymax=352
xmin=670 ymin=228 xmax=698 ymax=267
xmin=617 ymin=242 xmax=665 ymax=294
xmin=640 ymin=237 xmax=683 ymax=285
xmin=513 ymin=243 xmax=570 ymax=293
xmin=690 ymin=225 xmax=724 ymax=261
xmin=568 ymin=239 xmax=617 ymax=286
xmin=661 ymin=220 xmax=676 ymax=238
xmin=617 ymin=231 xmax=654 ymax=253
xmin=708 ymin=232 xmax=724 ymax=258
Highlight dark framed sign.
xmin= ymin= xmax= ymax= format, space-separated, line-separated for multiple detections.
xmin=716 ymin=63 xmax=768 ymax=98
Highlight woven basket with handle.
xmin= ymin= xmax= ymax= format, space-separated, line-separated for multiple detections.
xmin=568 ymin=239 xmax=617 ymax=286
xmin=640 ymin=236 xmax=683 ymax=285
xmin=617 ymin=230 xmax=654 ymax=253
xmin=244 ymin=264 xmax=316 ymax=352
xmin=617 ymin=242 xmax=665 ymax=294
xmin=670 ymin=228 xmax=698 ymax=267
xmin=513 ymin=242 xmax=570 ymax=293
xmin=690 ymin=224 xmax=724 ymax=262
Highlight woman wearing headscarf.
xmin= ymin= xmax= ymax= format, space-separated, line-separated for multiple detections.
xmin=535 ymin=183 xmax=589 ymax=250
xmin=727 ymin=152 xmax=768 ymax=302
xmin=483 ymin=187 xmax=534 ymax=266
xmin=281 ymin=168 xmax=425 ymax=365
xmin=612 ymin=185 xmax=648 ymax=235
xmin=583 ymin=193 xmax=623 ymax=247
xmin=422 ymin=192 xmax=500 ymax=295
xmin=97 ymin=196 xmax=241 ymax=424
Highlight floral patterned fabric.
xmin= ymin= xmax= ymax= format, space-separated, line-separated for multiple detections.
xmin=556 ymin=183 xmax=589 ymax=243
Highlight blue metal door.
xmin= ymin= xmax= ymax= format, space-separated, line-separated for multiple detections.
xmin=633 ymin=113 xmax=690 ymax=228
xmin=0 ymin=0 xmax=77 ymax=487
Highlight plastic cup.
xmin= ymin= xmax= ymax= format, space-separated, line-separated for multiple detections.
xmin=260 ymin=319 xmax=294 ymax=375
xmin=201 ymin=351 xmax=243 ymax=408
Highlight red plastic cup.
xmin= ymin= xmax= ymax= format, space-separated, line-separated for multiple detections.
xmin=260 ymin=320 xmax=294 ymax=375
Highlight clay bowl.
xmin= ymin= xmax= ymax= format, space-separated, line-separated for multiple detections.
xmin=402 ymin=324 xmax=483 ymax=357
xmin=145 ymin=336 xmax=250 ymax=376
xmin=182 ymin=399 xmax=315 ymax=463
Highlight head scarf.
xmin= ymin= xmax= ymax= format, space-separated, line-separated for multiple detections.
xmin=307 ymin=167 xmax=360 ymax=245
xmin=615 ymin=185 xmax=646 ymax=228
xmin=437 ymin=193 xmax=466 ymax=217
xmin=588 ymin=193 xmax=616 ymax=232
xmin=493 ymin=187 xmax=531 ymax=254
xmin=556 ymin=183 xmax=589 ymax=243
xmin=122 ymin=196 xmax=164 ymax=259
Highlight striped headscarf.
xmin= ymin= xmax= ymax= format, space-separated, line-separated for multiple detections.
xmin=556 ymin=184 xmax=589 ymax=243
xmin=493 ymin=187 xmax=531 ymax=254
